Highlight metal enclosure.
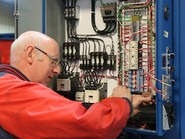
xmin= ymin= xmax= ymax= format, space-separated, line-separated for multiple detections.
xmin=59 ymin=0 xmax=175 ymax=138
xmin=13 ymin=0 xmax=185 ymax=139
xmin=142 ymin=0 xmax=182 ymax=138
xmin=16 ymin=0 xmax=65 ymax=45
xmin=0 ymin=0 xmax=14 ymax=33
xmin=16 ymin=0 xmax=43 ymax=34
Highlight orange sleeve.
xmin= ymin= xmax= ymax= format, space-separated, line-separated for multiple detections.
xmin=0 ymin=76 xmax=131 ymax=139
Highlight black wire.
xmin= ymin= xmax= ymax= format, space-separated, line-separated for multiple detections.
xmin=91 ymin=12 xmax=109 ymax=35
xmin=92 ymin=71 xmax=97 ymax=84
xmin=95 ymin=40 xmax=101 ymax=52
xmin=81 ymin=41 xmax=85 ymax=55
xmin=107 ymin=22 xmax=117 ymax=34
xmin=91 ymin=0 xmax=108 ymax=35
xmin=59 ymin=60 xmax=70 ymax=74
xmin=107 ymin=35 xmax=114 ymax=54
xmin=83 ymin=40 xmax=89 ymax=56
xmin=90 ymin=38 xmax=106 ymax=52
xmin=65 ymin=0 xmax=79 ymax=42
xmin=92 ymin=39 xmax=96 ymax=52
xmin=96 ymin=38 xmax=106 ymax=52
xmin=91 ymin=0 xmax=117 ymax=35
xmin=86 ymin=40 xmax=91 ymax=55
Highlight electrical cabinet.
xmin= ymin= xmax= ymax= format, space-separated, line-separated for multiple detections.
xmin=16 ymin=0 xmax=185 ymax=138
xmin=56 ymin=0 xmax=176 ymax=138
xmin=124 ymin=0 xmax=174 ymax=136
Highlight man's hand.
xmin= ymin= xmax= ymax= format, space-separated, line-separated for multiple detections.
xmin=112 ymin=86 xmax=132 ymax=101
xmin=112 ymin=86 xmax=152 ymax=117
xmin=130 ymin=94 xmax=152 ymax=117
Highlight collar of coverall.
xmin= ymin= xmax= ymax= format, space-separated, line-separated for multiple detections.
xmin=0 ymin=64 xmax=30 ymax=81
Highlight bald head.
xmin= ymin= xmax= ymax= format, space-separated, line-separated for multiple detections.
xmin=10 ymin=31 xmax=58 ymax=65
xmin=10 ymin=31 xmax=61 ymax=85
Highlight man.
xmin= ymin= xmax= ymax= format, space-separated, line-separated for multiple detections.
xmin=0 ymin=31 xmax=151 ymax=139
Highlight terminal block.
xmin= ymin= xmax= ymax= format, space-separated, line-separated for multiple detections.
xmin=64 ymin=5 xmax=80 ymax=20
xmin=128 ymin=69 xmax=144 ymax=94
xmin=90 ymin=52 xmax=108 ymax=70
xmin=107 ymin=54 xmax=116 ymax=70
xmin=63 ymin=42 xmax=80 ymax=60
xmin=79 ymin=55 xmax=91 ymax=70
xmin=128 ymin=41 xmax=139 ymax=70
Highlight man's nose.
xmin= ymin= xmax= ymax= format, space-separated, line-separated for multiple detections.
xmin=53 ymin=65 xmax=61 ymax=74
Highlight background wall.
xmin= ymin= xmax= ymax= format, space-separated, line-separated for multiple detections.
xmin=0 ymin=0 xmax=14 ymax=33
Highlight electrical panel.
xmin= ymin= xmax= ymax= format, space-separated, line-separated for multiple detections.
xmin=57 ymin=0 xmax=174 ymax=137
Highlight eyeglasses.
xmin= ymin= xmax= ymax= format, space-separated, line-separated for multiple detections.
xmin=35 ymin=47 xmax=60 ymax=66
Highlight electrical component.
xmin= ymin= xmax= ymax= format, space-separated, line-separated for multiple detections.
xmin=163 ymin=103 xmax=174 ymax=130
xmin=63 ymin=42 xmax=80 ymax=60
xmin=128 ymin=69 xmax=144 ymax=93
xmin=84 ymin=80 xmax=107 ymax=102
xmin=127 ymin=41 xmax=139 ymax=70
xmin=100 ymin=3 xmax=117 ymax=22
xmin=80 ymin=55 xmax=91 ymax=70
xmin=84 ymin=90 xmax=100 ymax=103
xmin=57 ymin=72 xmax=81 ymax=100
xmin=82 ymin=83 xmax=107 ymax=108
xmin=164 ymin=5 xmax=170 ymax=21
xmin=75 ymin=91 xmax=85 ymax=102
xmin=90 ymin=52 xmax=108 ymax=70
xmin=162 ymin=47 xmax=175 ymax=74
xmin=91 ymin=0 xmax=117 ymax=35
xmin=131 ymin=15 xmax=140 ymax=41
xmin=62 ymin=0 xmax=174 ymax=136
xmin=64 ymin=5 xmax=80 ymax=20
xmin=57 ymin=78 xmax=71 ymax=91
xmin=107 ymin=54 xmax=116 ymax=70
xmin=138 ymin=43 xmax=143 ymax=69
xmin=162 ymin=75 xmax=172 ymax=101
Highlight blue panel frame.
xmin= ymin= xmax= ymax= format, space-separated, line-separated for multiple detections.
xmin=179 ymin=0 xmax=185 ymax=138
xmin=141 ymin=0 xmax=181 ymax=138
xmin=155 ymin=0 xmax=173 ymax=136
xmin=0 ymin=33 xmax=14 ymax=40
xmin=122 ymin=0 xmax=176 ymax=137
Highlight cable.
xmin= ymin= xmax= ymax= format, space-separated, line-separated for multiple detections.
xmin=91 ymin=0 xmax=117 ymax=35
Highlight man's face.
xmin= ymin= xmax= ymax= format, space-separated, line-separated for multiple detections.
xmin=34 ymin=43 xmax=61 ymax=86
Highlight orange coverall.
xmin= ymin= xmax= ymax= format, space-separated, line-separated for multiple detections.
xmin=0 ymin=65 xmax=132 ymax=139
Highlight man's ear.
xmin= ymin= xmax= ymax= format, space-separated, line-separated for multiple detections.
xmin=25 ymin=45 xmax=35 ymax=64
